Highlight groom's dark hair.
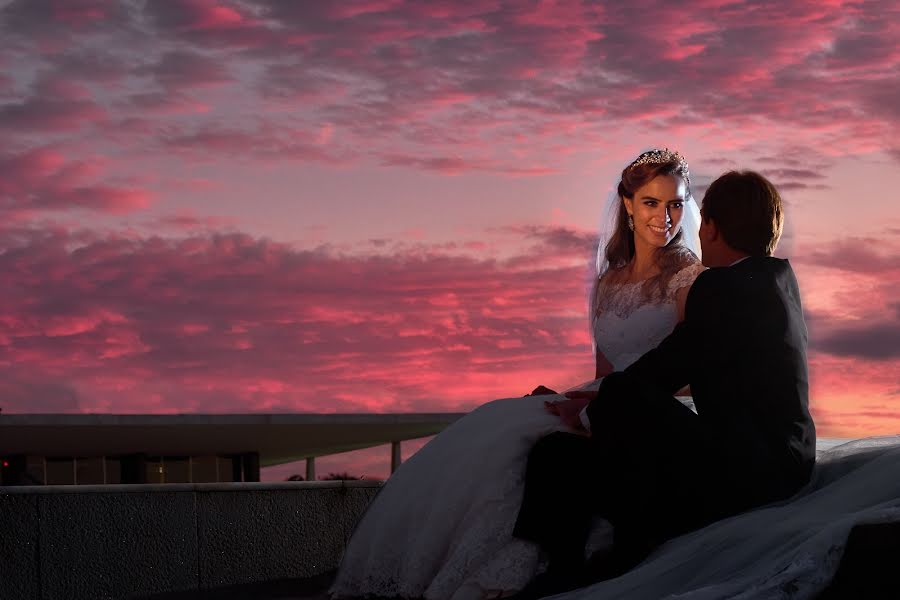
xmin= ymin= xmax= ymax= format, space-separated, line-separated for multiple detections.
xmin=701 ymin=171 xmax=784 ymax=256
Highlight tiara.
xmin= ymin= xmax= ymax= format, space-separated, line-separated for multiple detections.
xmin=627 ymin=148 xmax=690 ymax=181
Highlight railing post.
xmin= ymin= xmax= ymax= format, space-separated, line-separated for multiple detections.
xmin=242 ymin=452 xmax=260 ymax=482
xmin=391 ymin=441 xmax=401 ymax=473
xmin=306 ymin=457 xmax=316 ymax=481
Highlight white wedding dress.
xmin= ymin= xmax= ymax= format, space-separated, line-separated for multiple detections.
xmin=559 ymin=436 xmax=900 ymax=600
xmin=331 ymin=261 xmax=900 ymax=600
xmin=330 ymin=265 xmax=705 ymax=600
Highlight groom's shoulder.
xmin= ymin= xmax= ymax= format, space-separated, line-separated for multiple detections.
xmin=691 ymin=257 xmax=794 ymax=294
xmin=727 ymin=257 xmax=802 ymax=303
xmin=736 ymin=256 xmax=796 ymax=283
xmin=689 ymin=262 xmax=736 ymax=288
xmin=724 ymin=256 xmax=793 ymax=278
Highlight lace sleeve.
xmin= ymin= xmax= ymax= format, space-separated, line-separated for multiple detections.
xmin=669 ymin=263 xmax=706 ymax=293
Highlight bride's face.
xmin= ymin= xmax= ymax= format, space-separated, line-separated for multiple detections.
xmin=623 ymin=174 xmax=686 ymax=250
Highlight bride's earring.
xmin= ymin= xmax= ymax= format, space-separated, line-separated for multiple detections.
xmin=627 ymin=214 xmax=634 ymax=231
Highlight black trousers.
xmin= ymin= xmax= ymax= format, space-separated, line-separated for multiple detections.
xmin=512 ymin=372 xmax=795 ymax=570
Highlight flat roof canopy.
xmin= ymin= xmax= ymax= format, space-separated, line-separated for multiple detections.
xmin=0 ymin=413 xmax=466 ymax=467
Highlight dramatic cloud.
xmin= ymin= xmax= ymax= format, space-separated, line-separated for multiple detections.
xmin=814 ymin=322 xmax=900 ymax=360
xmin=0 ymin=76 xmax=107 ymax=132
xmin=798 ymin=236 xmax=900 ymax=362
xmin=161 ymin=123 xmax=350 ymax=164
xmin=807 ymin=353 xmax=900 ymax=438
xmin=0 ymin=0 xmax=896 ymax=479
xmin=0 ymin=0 xmax=134 ymax=38
xmin=0 ymin=224 xmax=596 ymax=415
xmin=0 ymin=147 xmax=151 ymax=216
xmin=145 ymin=210 xmax=237 ymax=232
xmin=137 ymin=50 xmax=234 ymax=91
xmin=0 ymin=0 xmax=897 ymax=175
xmin=795 ymin=238 xmax=900 ymax=275
xmin=379 ymin=154 xmax=557 ymax=176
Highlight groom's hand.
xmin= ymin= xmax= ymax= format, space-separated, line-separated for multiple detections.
xmin=546 ymin=394 xmax=592 ymax=431
xmin=526 ymin=385 xmax=557 ymax=396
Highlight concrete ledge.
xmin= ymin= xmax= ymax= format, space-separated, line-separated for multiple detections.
xmin=0 ymin=493 xmax=40 ymax=599
xmin=2 ymin=480 xmax=382 ymax=494
xmin=41 ymin=490 xmax=198 ymax=599
xmin=0 ymin=482 xmax=383 ymax=600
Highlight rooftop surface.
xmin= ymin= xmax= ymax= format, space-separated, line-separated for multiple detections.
xmin=146 ymin=571 xmax=336 ymax=600
xmin=146 ymin=520 xmax=900 ymax=599
xmin=0 ymin=412 xmax=467 ymax=467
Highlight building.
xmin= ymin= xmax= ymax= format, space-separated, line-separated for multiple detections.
xmin=0 ymin=412 xmax=465 ymax=485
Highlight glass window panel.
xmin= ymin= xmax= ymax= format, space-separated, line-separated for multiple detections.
xmin=191 ymin=456 xmax=218 ymax=483
xmin=164 ymin=457 xmax=190 ymax=483
xmin=75 ymin=457 xmax=105 ymax=485
xmin=26 ymin=456 xmax=45 ymax=485
xmin=105 ymin=458 xmax=121 ymax=484
xmin=145 ymin=458 xmax=164 ymax=484
xmin=46 ymin=459 xmax=75 ymax=485
xmin=219 ymin=456 xmax=238 ymax=482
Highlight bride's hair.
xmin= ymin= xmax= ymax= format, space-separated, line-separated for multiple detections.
xmin=597 ymin=151 xmax=700 ymax=307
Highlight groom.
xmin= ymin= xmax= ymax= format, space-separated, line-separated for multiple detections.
xmin=511 ymin=170 xmax=817 ymax=597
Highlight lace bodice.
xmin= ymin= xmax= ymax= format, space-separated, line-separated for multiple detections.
xmin=593 ymin=263 xmax=705 ymax=370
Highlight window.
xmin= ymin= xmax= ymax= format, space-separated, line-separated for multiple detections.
xmin=75 ymin=457 xmax=105 ymax=485
xmin=165 ymin=457 xmax=190 ymax=483
xmin=104 ymin=458 xmax=121 ymax=484
xmin=144 ymin=458 xmax=165 ymax=484
xmin=26 ymin=456 xmax=46 ymax=485
xmin=191 ymin=456 xmax=219 ymax=483
xmin=45 ymin=458 xmax=75 ymax=485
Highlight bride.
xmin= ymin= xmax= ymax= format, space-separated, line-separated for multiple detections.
xmin=330 ymin=148 xmax=706 ymax=600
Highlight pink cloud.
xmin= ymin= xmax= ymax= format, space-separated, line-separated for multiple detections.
xmin=2 ymin=218 xmax=889 ymax=429
xmin=0 ymin=0 xmax=894 ymax=467
xmin=161 ymin=123 xmax=352 ymax=164
xmin=809 ymin=351 xmax=900 ymax=437
xmin=795 ymin=237 xmax=900 ymax=275
xmin=0 ymin=87 xmax=106 ymax=133
xmin=0 ymin=216 xmax=894 ymax=480
xmin=49 ymin=1 xmax=113 ymax=27
xmin=1 ymin=0 xmax=133 ymax=37
xmin=0 ymin=147 xmax=152 ymax=215
xmin=50 ymin=49 xmax=131 ymax=85
xmin=192 ymin=4 xmax=245 ymax=29
xmin=144 ymin=0 xmax=256 ymax=32
xmin=121 ymin=92 xmax=212 ymax=116
xmin=0 ymin=0 xmax=894 ymax=178
xmin=23 ymin=0 xmax=858 ymax=175
xmin=380 ymin=153 xmax=557 ymax=176
xmin=0 ymin=224 xmax=596 ymax=415
xmin=146 ymin=209 xmax=236 ymax=231
xmin=137 ymin=50 xmax=233 ymax=90
xmin=139 ymin=0 xmax=275 ymax=49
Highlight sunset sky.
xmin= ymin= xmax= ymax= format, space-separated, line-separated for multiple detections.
xmin=0 ymin=0 xmax=898 ymax=480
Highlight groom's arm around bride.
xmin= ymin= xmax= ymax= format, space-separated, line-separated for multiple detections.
xmin=511 ymin=170 xmax=817 ymax=597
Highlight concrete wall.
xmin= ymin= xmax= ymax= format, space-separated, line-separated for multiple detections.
xmin=0 ymin=481 xmax=381 ymax=600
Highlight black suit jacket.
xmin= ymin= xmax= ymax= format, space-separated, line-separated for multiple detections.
xmin=588 ymin=257 xmax=816 ymax=490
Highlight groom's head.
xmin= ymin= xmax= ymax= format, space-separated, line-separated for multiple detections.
xmin=699 ymin=170 xmax=783 ymax=267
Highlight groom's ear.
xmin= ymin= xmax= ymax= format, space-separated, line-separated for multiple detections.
xmin=704 ymin=216 xmax=720 ymax=242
